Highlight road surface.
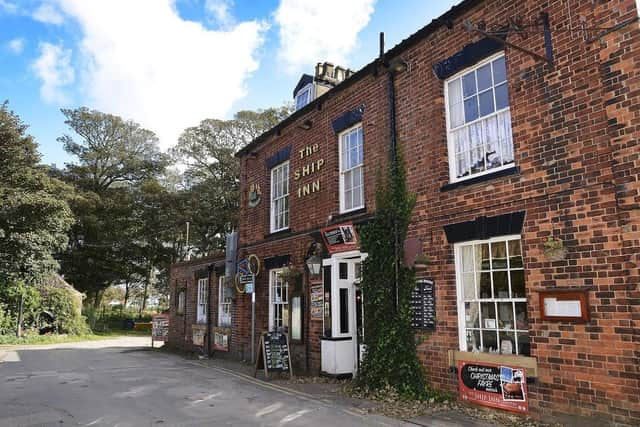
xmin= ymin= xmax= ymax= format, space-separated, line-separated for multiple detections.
xmin=0 ymin=337 xmax=405 ymax=427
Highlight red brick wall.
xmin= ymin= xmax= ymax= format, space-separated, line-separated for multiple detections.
xmin=235 ymin=0 xmax=639 ymax=424
xmin=168 ymin=255 xmax=225 ymax=353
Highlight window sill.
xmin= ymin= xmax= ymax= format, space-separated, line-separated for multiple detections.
xmin=440 ymin=166 xmax=520 ymax=192
xmin=330 ymin=207 xmax=367 ymax=225
xmin=266 ymin=228 xmax=291 ymax=239
xmin=448 ymin=349 xmax=538 ymax=377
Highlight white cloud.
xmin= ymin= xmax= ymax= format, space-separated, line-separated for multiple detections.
xmin=32 ymin=42 xmax=75 ymax=104
xmin=274 ymin=0 xmax=375 ymax=74
xmin=205 ymin=0 xmax=235 ymax=28
xmin=33 ymin=2 xmax=64 ymax=25
xmin=8 ymin=37 xmax=25 ymax=54
xmin=0 ymin=0 xmax=17 ymax=14
xmin=55 ymin=0 xmax=266 ymax=149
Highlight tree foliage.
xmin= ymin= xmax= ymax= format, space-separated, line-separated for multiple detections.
xmin=355 ymin=145 xmax=428 ymax=399
xmin=170 ymin=106 xmax=291 ymax=254
xmin=0 ymin=102 xmax=74 ymax=283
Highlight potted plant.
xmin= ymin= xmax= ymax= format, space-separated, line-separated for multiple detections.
xmin=543 ymin=236 xmax=566 ymax=261
xmin=280 ymin=265 xmax=303 ymax=291
xmin=413 ymin=253 xmax=430 ymax=269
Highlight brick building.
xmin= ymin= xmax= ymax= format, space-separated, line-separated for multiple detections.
xmin=170 ymin=0 xmax=639 ymax=425
xmin=167 ymin=254 xmax=228 ymax=354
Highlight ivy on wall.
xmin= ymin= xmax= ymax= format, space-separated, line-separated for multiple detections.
xmin=355 ymin=145 xmax=428 ymax=399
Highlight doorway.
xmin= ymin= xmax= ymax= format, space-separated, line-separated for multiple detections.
xmin=320 ymin=251 xmax=366 ymax=377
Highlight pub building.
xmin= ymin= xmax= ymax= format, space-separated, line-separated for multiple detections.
xmin=169 ymin=0 xmax=640 ymax=425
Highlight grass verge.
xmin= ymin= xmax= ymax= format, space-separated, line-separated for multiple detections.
xmin=0 ymin=329 xmax=149 ymax=346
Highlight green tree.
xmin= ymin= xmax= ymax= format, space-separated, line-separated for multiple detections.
xmin=171 ymin=106 xmax=291 ymax=254
xmin=355 ymin=144 xmax=428 ymax=399
xmin=0 ymin=101 xmax=74 ymax=283
xmin=58 ymin=108 xmax=169 ymax=306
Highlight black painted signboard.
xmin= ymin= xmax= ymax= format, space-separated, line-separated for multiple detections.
xmin=254 ymin=331 xmax=293 ymax=379
xmin=410 ymin=279 xmax=436 ymax=330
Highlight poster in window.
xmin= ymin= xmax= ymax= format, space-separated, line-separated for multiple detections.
xmin=321 ymin=222 xmax=358 ymax=253
xmin=458 ymin=360 xmax=528 ymax=413
xmin=213 ymin=327 xmax=230 ymax=351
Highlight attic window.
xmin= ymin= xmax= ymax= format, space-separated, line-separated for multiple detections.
xmin=295 ymin=84 xmax=313 ymax=111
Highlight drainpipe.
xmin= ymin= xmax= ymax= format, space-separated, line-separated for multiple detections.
xmin=206 ymin=263 xmax=214 ymax=356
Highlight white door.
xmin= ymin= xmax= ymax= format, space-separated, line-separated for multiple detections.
xmin=331 ymin=254 xmax=363 ymax=375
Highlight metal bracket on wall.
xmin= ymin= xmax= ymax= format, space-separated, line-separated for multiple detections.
xmin=464 ymin=12 xmax=554 ymax=69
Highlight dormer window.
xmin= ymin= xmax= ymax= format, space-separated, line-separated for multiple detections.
xmin=295 ymin=84 xmax=313 ymax=111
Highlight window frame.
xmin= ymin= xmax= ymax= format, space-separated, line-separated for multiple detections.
xmin=454 ymin=234 xmax=529 ymax=356
xmin=444 ymin=52 xmax=514 ymax=184
xmin=268 ymin=268 xmax=289 ymax=332
xmin=196 ymin=278 xmax=208 ymax=324
xmin=270 ymin=161 xmax=290 ymax=233
xmin=176 ymin=288 xmax=185 ymax=315
xmin=217 ymin=276 xmax=232 ymax=327
xmin=338 ymin=123 xmax=365 ymax=214
xmin=295 ymin=83 xmax=314 ymax=111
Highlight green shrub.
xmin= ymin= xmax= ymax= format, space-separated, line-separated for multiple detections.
xmin=0 ymin=281 xmax=41 ymax=334
xmin=39 ymin=286 xmax=90 ymax=335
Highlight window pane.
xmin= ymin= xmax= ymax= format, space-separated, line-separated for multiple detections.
xmin=448 ymin=79 xmax=464 ymax=128
xmin=339 ymin=288 xmax=349 ymax=334
xmin=353 ymin=167 xmax=362 ymax=188
xmin=462 ymin=245 xmax=474 ymax=272
xmin=466 ymin=329 xmax=481 ymax=352
xmin=479 ymin=272 xmax=491 ymax=298
xmin=493 ymin=271 xmax=508 ymax=298
xmin=498 ymin=302 xmax=514 ymax=329
xmin=470 ymin=146 xmax=485 ymax=174
xmin=491 ymin=241 xmax=507 ymax=269
xmin=477 ymin=63 xmax=492 ymax=91
xmin=465 ymin=302 xmax=479 ymax=328
xmin=495 ymin=83 xmax=509 ymax=110
xmin=482 ymin=330 xmax=498 ymax=352
xmin=492 ymin=56 xmax=507 ymax=84
xmin=481 ymin=302 xmax=496 ymax=329
xmin=479 ymin=90 xmax=495 ymax=117
xmin=510 ymin=270 xmax=525 ymax=298
xmin=477 ymin=243 xmax=490 ymax=270
xmin=464 ymin=96 xmax=479 ymax=122
xmin=456 ymin=152 xmax=470 ymax=178
xmin=462 ymin=73 xmax=476 ymax=97
xmin=515 ymin=302 xmax=528 ymax=330
xmin=352 ymin=185 xmax=363 ymax=209
xmin=342 ymin=139 xmax=349 ymax=170
xmin=508 ymin=240 xmax=523 ymax=268
xmin=499 ymin=331 xmax=515 ymax=354
xmin=463 ymin=272 xmax=475 ymax=299
xmin=517 ymin=332 xmax=530 ymax=356
xmin=291 ymin=297 xmax=302 ymax=340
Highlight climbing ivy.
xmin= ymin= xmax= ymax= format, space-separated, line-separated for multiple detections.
xmin=355 ymin=145 xmax=428 ymax=400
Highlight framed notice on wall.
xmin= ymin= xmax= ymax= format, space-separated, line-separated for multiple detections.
xmin=320 ymin=222 xmax=358 ymax=253
xmin=458 ymin=360 xmax=528 ymax=414
xmin=539 ymin=290 xmax=590 ymax=322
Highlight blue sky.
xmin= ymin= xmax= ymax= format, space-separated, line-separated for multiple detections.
xmin=0 ymin=0 xmax=460 ymax=166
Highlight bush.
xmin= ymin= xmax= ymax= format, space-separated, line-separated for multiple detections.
xmin=0 ymin=281 xmax=41 ymax=335
xmin=39 ymin=286 xmax=90 ymax=335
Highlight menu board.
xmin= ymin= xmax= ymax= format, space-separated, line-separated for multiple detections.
xmin=458 ymin=360 xmax=528 ymax=413
xmin=151 ymin=314 xmax=169 ymax=344
xmin=410 ymin=279 xmax=436 ymax=330
xmin=310 ymin=284 xmax=324 ymax=319
xmin=254 ymin=332 xmax=293 ymax=378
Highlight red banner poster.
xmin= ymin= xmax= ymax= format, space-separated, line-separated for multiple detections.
xmin=320 ymin=222 xmax=358 ymax=253
xmin=457 ymin=360 xmax=528 ymax=414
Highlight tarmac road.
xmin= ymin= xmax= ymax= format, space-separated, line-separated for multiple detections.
xmin=0 ymin=337 xmax=405 ymax=427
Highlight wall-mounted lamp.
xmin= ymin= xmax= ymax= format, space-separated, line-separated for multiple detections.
xmin=388 ymin=58 xmax=408 ymax=75
xmin=298 ymin=119 xmax=313 ymax=130
xmin=304 ymin=242 xmax=322 ymax=278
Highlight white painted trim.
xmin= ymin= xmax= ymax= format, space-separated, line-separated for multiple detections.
xmin=338 ymin=123 xmax=364 ymax=214
xmin=270 ymin=161 xmax=290 ymax=233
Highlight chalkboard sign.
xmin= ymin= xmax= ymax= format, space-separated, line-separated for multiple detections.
xmin=410 ymin=279 xmax=436 ymax=330
xmin=254 ymin=332 xmax=293 ymax=379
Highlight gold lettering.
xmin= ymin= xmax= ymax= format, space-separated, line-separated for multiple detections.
xmin=293 ymin=170 xmax=300 ymax=180
xmin=302 ymin=184 xmax=310 ymax=196
xmin=305 ymin=146 xmax=313 ymax=157
xmin=312 ymin=143 xmax=319 ymax=153
xmin=299 ymin=149 xmax=305 ymax=159
xmin=297 ymin=187 xmax=302 ymax=198
xmin=316 ymin=158 xmax=324 ymax=170
xmin=302 ymin=164 xmax=310 ymax=176
xmin=312 ymin=180 xmax=320 ymax=192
